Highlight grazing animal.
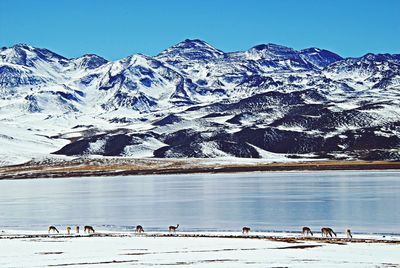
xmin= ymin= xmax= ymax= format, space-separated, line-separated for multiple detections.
xmin=48 ymin=226 xmax=59 ymax=234
xmin=66 ymin=226 xmax=71 ymax=235
xmin=75 ymin=226 xmax=80 ymax=234
xmin=346 ymin=229 xmax=353 ymax=239
xmin=242 ymin=227 xmax=251 ymax=235
xmin=169 ymin=224 xmax=179 ymax=232
xmin=84 ymin=225 xmax=95 ymax=233
xmin=135 ymin=225 xmax=144 ymax=233
xmin=321 ymin=227 xmax=336 ymax=237
xmin=302 ymin=226 xmax=313 ymax=236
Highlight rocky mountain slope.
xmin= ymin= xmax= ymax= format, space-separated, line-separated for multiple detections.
xmin=1 ymin=40 xmax=399 ymax=165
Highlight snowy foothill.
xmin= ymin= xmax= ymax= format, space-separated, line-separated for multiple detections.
xmin=0 ymin=230 xmax=400 ymax=267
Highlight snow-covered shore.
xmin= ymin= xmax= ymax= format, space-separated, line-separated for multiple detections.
xmin=1 ymin=231 xmax=400 ymax=267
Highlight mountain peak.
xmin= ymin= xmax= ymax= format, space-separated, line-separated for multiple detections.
xmin=360 ymin=53 xmax=400 ymax=62
xmin=245 ymin=43 xmax=343 ymax=69
xmin=12 ymin=43 xmax=33 ymax=50
xmin=179 ymin=39 xmax=210 ymax=47
xmin=251 ymin=43 xmax=293 ymax=52
xmin=248 ymin=43 xmax=298 ymax=57
xmin=300 ymin=47 xmax=343 ymax=68
xmin=246 ymin=43 xmax=300 ymax=62
xmin=301 ymin=47 xmax=322 ymax=53
xmin=156 ymin=39 xmax=224 ymax=63
xmin=72 ymin=54 xmax=108 ymax=69
xmin=0 ymin=44 xmax=68 ymax=67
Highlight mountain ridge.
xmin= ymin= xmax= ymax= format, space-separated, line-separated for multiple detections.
xmin=0 ymin=39 xmax=399 ymax=165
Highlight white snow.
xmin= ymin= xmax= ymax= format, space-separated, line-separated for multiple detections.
xmin=0 ymin=231 xmax=399 ymax=267
xmin=0 ymin=121 xmax=69 ymax=166
xmin=123 ymin=137 xmax=167 ymax=158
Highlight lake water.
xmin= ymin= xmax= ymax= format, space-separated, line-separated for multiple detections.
xmin=0 ymin=171 xmax=399 ymax=234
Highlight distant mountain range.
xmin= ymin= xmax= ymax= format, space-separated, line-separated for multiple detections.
xmin=1 ymin=39 xmax=399 ymax=165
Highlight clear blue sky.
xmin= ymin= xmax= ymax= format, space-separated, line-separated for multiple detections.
xmin=1 ymin=0 xmax=399 ymax=60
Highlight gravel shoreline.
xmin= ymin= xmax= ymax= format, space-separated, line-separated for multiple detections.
xmin=1 ymin=158 xmax=400 ymax=180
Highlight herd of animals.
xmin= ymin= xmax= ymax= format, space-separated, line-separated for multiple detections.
xmin=47 ymin=225 xmax=352 ymax=238
xmin=47 ymin=224 xmax=180 ymax=234
xmin=303 ymin=226 xmax=352 ymax=238
xmin=242 ymin=226 xmax=352 ymax=238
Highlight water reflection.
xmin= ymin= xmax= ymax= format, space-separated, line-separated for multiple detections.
xmin=0 ymin=171 xmax=399 ymax=234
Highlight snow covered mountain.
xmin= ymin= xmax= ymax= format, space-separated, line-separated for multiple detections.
xmin=1 ymin=40 xmax=399 ymax=165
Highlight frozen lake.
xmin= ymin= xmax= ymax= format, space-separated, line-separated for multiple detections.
xmin=0 ymin=171 xmax=399 ymax=234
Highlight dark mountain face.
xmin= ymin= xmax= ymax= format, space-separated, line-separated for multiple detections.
xmin=1 ymin=40 xmax=400 ymax=163
xmin=300 ymin=48 xmax=343 ymax=69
